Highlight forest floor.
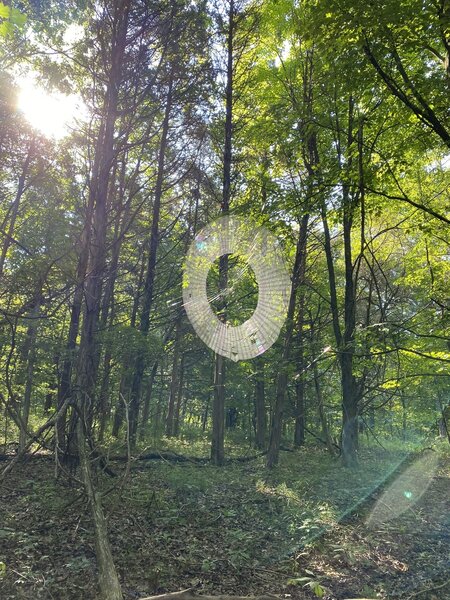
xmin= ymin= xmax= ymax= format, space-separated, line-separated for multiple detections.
xmin=0 ymin=440 xmax=449 ymax=600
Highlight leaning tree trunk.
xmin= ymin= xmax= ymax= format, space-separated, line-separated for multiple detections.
xmin=77 ymin=420 xmax=122 ymax=600
xmin=0 ymin=137 xmax=35 ymax=277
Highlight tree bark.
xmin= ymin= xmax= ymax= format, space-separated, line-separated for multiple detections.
xmin=77 ymin=420 xmax=122 ymax=600
xmin=293 ymin=216 xmax=309 ymax=448
xmin=129 ymin=70 xmax=174 ymax=446
xmin=266 ymin=214 xmax=308 ymax=468
xmin=312 ymin=360 xmax=335 ymax=456
xmin=165 ymin=317 xmax=182 ymax=437
xmin=211 ymin=0 xmax=234 ymax=466
xmin=173 ymin=353 xmax=185 ymax=437
xmin=139 ymin=361 xmax=159 ymax=438
xmin=19 ymin=298 xmax=41 ymax=453
xmin=254 ymin=356 xmax=266 ymax=450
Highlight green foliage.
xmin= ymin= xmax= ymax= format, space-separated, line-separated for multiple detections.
xmin=0 ymin=2 xmax=26 ymax=37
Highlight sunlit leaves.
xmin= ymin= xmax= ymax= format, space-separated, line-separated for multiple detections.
xmin=0 ymin=2 xmax=26 ymax=37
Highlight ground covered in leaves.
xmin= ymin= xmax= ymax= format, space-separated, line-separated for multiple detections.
xmin=0 ymin=441 xmax=449 ymax=600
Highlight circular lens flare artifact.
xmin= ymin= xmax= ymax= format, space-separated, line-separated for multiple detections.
xmin=182 ymin=215 xmax=290 ymax=362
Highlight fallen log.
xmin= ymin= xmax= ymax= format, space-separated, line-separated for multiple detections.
xmin=139 ymin=590 xmax=279 ymax=600
xmin=0 ymin=445 xmax=295 ymax=466
xmin=115 ymin=451 xmax=266 ymax=465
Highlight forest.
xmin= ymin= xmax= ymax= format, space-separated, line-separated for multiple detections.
xmin=0 ymin=0 xmax=449 ymax=598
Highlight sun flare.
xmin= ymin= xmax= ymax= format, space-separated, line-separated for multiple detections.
xmin=17 ymin=75 xmax=85 ymax=140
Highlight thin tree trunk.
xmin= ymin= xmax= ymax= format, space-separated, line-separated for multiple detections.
xmin=98 ymin=351 xmax=112 ymax=442
xmin=139 ymin=361 xmax=159 ymax=438
xmin=293 ymin=216 xmax=309 ymax=448
xmin=312 ymin=361 xmax=335 ymax=456
xmin=254 ymin=356 xmax=266 ymax=450
xmin=0 ymin=137 xmax=35 ymax=277
xmin=266 ymin=214 xmax=308 ymax=468
xmin=294 ymin=327 xmax=306 ymax=447
xmin=97 ymin=165 xmax=130 ymax=442
xmin=56 ymin=191 xmax=95 ymax=453
xmin=211 ymin=353 xmax=226 ymax=465
xmin=19 ymin=300 xmax=40 ymax=453
xmin=341 ymin=97 xmax=359 ymax=467
xmin=165 ymin=318 xmax=182 ymax=437
xmin=211 ymin=0 xmax=234 ymax=466
xmin=129 ymin=71 xmax=174 ymax=446
xmin=153 ymin=360 xmax=166 ymax=437
xmin=112 ymin=373 xmax=129 ymax=438
xmin=173 ymin=353 xmax=185 ymax=437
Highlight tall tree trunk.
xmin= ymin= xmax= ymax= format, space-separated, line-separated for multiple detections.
xmin=293 ymin=217 xmax=309 ymax=447
xmin=70 ymin=5 xmax=131 ymax=595
xmin=266 ymin=213 xmax=308 ymax=468
xmin=341 ymin=97 xmax=359 ymax=467
xmin=211 ymin=0 xmax=234 ymax=466
xmin=294 ymin=326 xmax=306 ymax=447
xmin=19 ymin=299 xmax=41 ymax=453
xmin=254 ymin=356 xmax=266 ymax=450
xmin=97 ymin=163 xmax=131 ymax=441
xmin=321 ymin=97 xmax=359 ymax=467
xmin=129 ymin=71 xmax=174 ymax=446
xmin=312 ymin=360 xmax=335 ymax=456
xmin=56 ymin=192 xmax=95 ymax=454
xmin=165 ymin=317 xmax=182 ymax=437
xmin=139 ymin=361 xmax=159 ymax=438
xmin=173 ymin=353 xmax=185 ymax=437
xmin=77 ymin=41 xmax=129 ymax=429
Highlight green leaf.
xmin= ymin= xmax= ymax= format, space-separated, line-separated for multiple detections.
xmin=312 ymin=583 xmax=325 ymax=598
xmin=0 ymin=561 xmax=6 ymax=579
xmin=0 ymin=2 xmax=9 ymax=18
xmin=304 ymin=581 xmax=326 ymax=598
xmin=0 ymin=2 xmax=26 ymax=28
xmin=0 ymin=19 xmax=13 ymax=36
xmin=10 ymin=7 xmax=26 ymax=27
xmin=287 ymin=576 xmax=312 ymax=585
